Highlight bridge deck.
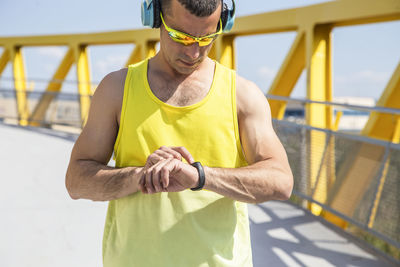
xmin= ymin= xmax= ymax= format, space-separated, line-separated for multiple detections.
xmin=0 ymin=122 xmax=396 ymax=266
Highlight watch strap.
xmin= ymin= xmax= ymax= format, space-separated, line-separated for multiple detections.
xmin=190 ymin=162 xmax=205 ymax=191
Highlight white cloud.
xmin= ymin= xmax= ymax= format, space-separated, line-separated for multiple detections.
xmin=257 ymin=66 xmax=277 ymax=79
xmin=335 ymin=70 xmax=390 ymax=84
xmin=37 ymin=47 xmax=66 ymax=58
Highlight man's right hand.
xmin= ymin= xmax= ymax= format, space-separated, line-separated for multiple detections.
xmin=139 ymin=146 xmax=195 ymax=193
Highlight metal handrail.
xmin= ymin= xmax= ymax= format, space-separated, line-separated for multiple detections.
xmin=0 ymin=88 xmax=92 ymax=98
xmin=273 ymin=118 xmax=400 ymax=149
xmin=266 ymin=94 xmax=400 ymax=116
xmin=0 ymin=76 xmax=99 ymax=85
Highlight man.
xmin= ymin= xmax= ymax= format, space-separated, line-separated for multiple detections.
xmin=66 ymin=0 xmax=293 ymax=266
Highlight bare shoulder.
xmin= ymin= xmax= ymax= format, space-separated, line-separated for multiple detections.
xmin=94 ymin=68 xmax=128 ymax=105
xmin=71 ymin=68 xmax=128 ymax=163
xmin=92 ymin=68 xmax=128 ymax=121
xmin=236 ymin=74 xmax=271 ymax=118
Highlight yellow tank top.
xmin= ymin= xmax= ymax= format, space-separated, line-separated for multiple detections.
xmin=103 ymin=59 xmax=253 ymax=267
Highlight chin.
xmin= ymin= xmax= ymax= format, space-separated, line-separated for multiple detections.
xmin=173 ymin=62 xmax=198 ymax=75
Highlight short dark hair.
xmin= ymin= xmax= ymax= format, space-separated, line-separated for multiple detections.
xmin=162 ymin=0 xmax=220 ymax=17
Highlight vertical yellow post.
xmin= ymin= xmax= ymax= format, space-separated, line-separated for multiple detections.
xmin=75 ymin=45 xmax=92 ymax=127
xmin=125 ymin=44 xmax=143 ymax=67
xmin=141 ymin=41 xmax=157 ymax=60
xmin=210 ymin=35 xmax=236 ymax=70
xmin=220 ymin=35 xmax=236 ymax=70
xmin=11 ymin=46 xmax=30 ymax=126
xmin=305 ymin=24 xmax=333 ymax=215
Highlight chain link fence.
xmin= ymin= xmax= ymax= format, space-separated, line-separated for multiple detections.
xmin=273 ymin=119 xmax=400 ymax=249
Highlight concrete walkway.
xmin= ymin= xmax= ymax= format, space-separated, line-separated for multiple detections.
xmin=0 ymin=122 xmax=396 ymax=267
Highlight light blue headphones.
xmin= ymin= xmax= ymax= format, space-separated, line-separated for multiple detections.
xmin=141 ymin=0 xmax=236 ymax=32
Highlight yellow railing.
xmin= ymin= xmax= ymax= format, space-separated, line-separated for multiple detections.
xmin=1 ymin=0 xmax=400 ymax=248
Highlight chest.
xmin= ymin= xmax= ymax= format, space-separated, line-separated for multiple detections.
xmin=149 ymin=76 xmax=213 ymax=107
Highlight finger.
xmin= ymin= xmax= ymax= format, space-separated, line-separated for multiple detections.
xmin=152 ymin=164 xmax=163 ymax=192
xmin=171 ymin=146 xmax=195 ymax=164
xmin=141 ymin=172 xmax=149 ymax=194
xmin=147 ymin=154 xmax=163 ymax=166
xmin=161 ymin=158 xmax=183 ymax=188
xmin=138 ymin=170 xmax=146 ymax=191
xmin=160 ymin=159 xmax=175 ymax=189
xmin=154 ymin=150 xmax=175 ymax=160
xmin=159 ymin=146 xmax=182 ymax=160
xmin=152 ymin=159 xmax=172 ymax=192
xmin=138 ymin=175 xmax=145 ymax=192
xmin=145 ymin=168 xmax=155 ymax=194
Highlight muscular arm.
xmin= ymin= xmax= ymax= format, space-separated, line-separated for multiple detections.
xmin=203 ymin=76 xmax=293 ymax=203
xmin=65 ymin=69 xmax=142 ymax=201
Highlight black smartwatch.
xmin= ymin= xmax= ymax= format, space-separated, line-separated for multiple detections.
xmin=190 ymin=162 xmax=205 ymax=191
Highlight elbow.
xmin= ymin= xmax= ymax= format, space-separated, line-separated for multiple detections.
xmin=65 ymin=169 xmax=80 ymax=200
xmin=68 ymin=191 xmax=80 ymax=200
xmin=277 ymin=171 xmax=293 ymax=201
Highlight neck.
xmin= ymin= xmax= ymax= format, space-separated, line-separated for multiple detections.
xmin=150 ymin=51 xmax=212 ymax=82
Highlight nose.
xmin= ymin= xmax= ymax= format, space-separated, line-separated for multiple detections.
xmin=183 ymin=43 xmax=201 ymax=61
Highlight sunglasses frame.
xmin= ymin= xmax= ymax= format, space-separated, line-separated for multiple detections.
xmin=160 ymin=12 xmax=223 ymax=47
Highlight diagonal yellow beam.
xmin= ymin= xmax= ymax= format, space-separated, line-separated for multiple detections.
xmin=326 ymin=62 xmax=400 ymax=227
xmin=362 ymin=61 xmax=400 ymax=140
xmin=29 ymin=47 xmax=74 ymax=126
xmin=367 ymin=118 xmax=400 ymax=229
xmin=0 ymin=49 xmax=10 ymax=75
xmin=268 ymin=30 xmax=306 ymax=119
xmin=11 ymin=46 xmax=30 ymax=126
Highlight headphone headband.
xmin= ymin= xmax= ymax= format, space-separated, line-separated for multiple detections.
xmin=141 ymin=0 xmax=235 ymax=32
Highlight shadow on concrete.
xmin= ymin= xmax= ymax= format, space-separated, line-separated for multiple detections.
xmin=249 ymin=201 xmax=397 ymax=267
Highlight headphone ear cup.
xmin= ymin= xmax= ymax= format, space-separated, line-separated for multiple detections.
xmin=141 ymin=0 xmax=161 ymax=28
xmin=141 ymin=0 xmax=155 ymax=27
xmin=221 ymin=0 xmax=235 ymax=33
xmin=153 ymin=0 xmax=162 ymax=28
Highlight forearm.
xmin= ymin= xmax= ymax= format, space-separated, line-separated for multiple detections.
xmin=66 ymin=159 xmax=142 ymax=201
xmin=203 ymin=160 xmax=293 ymax=204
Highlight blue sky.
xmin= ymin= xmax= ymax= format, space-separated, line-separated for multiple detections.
xmin=0 ymin=0 xmax=399 ymax=99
